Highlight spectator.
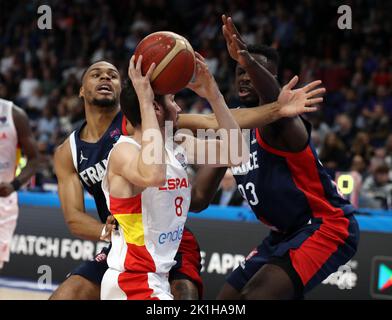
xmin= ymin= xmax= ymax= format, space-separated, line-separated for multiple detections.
xmin=211 ymin=170 xmax=244 ymax=207
xmin=18 ymin=66 xmax=39 ymax=105
xmin=361 ymin=164 xmax=392 ymax=209
xmin=350 ymin=131 xmax=374 ymax=164
xmin=334 ymin=113 xmax=356 ymax=149
xmin=366 ymin=104 xmax=390 ymax=147
xmin=188 ymin=97 xmax=211 ymax=115
xmin=37 ymin=105 xmax=58 ymax=147
xmin=385 ymin=134 xmax=392 ymax=167
xmin=319 ymin=132 xmax=349 ymax=171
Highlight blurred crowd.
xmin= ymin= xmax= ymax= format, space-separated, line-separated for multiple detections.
xmin=1 ymin=0 xmax=392 ymax=209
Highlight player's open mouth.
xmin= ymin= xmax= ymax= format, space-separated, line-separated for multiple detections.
xmin=238 ymin=87 xmax=252 ymax=97
xmin=96 ymin=83 xmax=114 ymax=95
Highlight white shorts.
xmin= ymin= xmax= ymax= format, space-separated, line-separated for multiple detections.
xmin=0 ymin=193 xmax=18 ymax=265
xmin=101 ymin=268 xmax=173 ymax=300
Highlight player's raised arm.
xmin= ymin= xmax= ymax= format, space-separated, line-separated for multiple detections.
xmin=54 ymin=140 xmax=112 ymax=241
xmin=222 ymin=14 xmax=325 ymax=151
xmin=222 ymin=14 xmax=280 ymax=104
xmin=179 ymin=53 xmax=249 ymax=167
xmin=109 ymin=55 xmax=166 ymax=188
xmin=177 ymin=81 xmax=324 ymax=132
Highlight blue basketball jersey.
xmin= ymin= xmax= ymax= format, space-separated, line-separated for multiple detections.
xmin=69 ymin=111 xmax=126 ymax=223
xmin=232 ymin=119 xmax=356 ymax=233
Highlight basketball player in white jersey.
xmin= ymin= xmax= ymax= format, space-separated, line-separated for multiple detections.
xmin=0 ymin=98 xmax=39 ymax=270
xmin=100 ymin=52 xmax=250 ymax=300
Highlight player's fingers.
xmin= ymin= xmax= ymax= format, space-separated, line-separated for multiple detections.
xmin=222 ymin=26 xmax=233 ymax=44
xmin=283 ymin=75 xmax=299 ymax=90
xmin=106 ymin=215 xmax=116 ymax=224
xmin=302 ymin=80 xmax=322 ymax=92
xmin=227 ymin=17 xmax=243 ymax=40
xmin=103 ymin=224 xmax=116 ymax=238
xmin=306 ymin=87 xmax=326 ymax=98
xmin=195 ymin=51 xmax=205 ymax=62
xmin=145 ymin=62 xmax=156 ymax=79
xmin=233 ymin=35 xmax=247 ymax=50
xmin=303 ymin=106 xmax=319 ymax=113
xmin=222 ymin=14 xmax=227 ymax=24
xmin=305 ymin=97 xmax=324 ymax=106
xmin=128 ymin=55 xmax=136 ymax=71
xmin=135 ymin=54 xmax=143 ymax=72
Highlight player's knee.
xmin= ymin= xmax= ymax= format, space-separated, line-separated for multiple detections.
xmin=170 ymin=279 xmax=198 ymax=300
xmin=240 ymin=264 xmax=296 ymax=300
xmin=49 ymin=275 xmax=100 ymax=300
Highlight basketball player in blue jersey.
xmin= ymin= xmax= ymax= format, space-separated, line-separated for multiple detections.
xmin=195 ymin=15 xmax=359 ymax=300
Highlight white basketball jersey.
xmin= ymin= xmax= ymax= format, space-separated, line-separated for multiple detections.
xmin=102 ymin=135 xmax=191 ymax=275
xmin=0 ymin=98 xmax=17 ymax=185
xmin=0 ymin=98 xmax=18 ymax=226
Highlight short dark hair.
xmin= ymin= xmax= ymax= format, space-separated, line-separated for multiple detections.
xmin=120 ymin=79 xmax=141 ymax=127
xmin=247 ymin=44 xmax=279 ymax=68
xmin=80 ymin=60 xmax=117 ymax=83
xmin=120 ymin=79 xmax=165 ymax=127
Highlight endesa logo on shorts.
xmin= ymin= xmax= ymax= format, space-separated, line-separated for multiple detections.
xmin=159 ymin=178 xmax=189 ymax=191
xmin=158 ymin=226 xmax=184 ymax=245
xmin=371 ymin=256 xmax=392 ymax=300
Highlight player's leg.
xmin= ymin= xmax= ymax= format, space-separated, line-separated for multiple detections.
xmin=49 ymin=275 xmax=100 ymax=300
xmin=218 ymin=237 xmax=302 ymax=300
xmin=170 ymin=278 xmax=199 ymax=300
xmin=240 ymin=254 xmax=302 ymax=299
xmin=217 ymin=282 xmax=242 ymax=299
xmin=50 ymin=246 xmax=110 ymax=300
xmin=227 ymin=215 xmax=359 ymax=300
xmin=218 ymin=260 xmax=299 ymax=300
xmin=217 ymin=245 xmax=270 ymax=300
xmin=169 ymin=227 xmax=203 ymax=300
xmin=0 ymin=205 xmax=18 ymax=272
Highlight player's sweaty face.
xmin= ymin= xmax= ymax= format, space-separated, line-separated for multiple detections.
xmin=81 ymin=62 xmax=121 ymax=108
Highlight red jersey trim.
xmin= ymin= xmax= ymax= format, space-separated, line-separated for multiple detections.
xmin=121 ymin=115 xmax=128 ymax=135
xmin=255 ymin=128 xmax=308 ymax=158
xmin=285 ymin=146 xmax=350 ymax=285
xmin=109 ymin=194 xmax=141 ymax=214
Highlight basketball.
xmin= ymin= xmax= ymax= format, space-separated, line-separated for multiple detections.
xmin=134 ymin=31 xmax=196 ymax=95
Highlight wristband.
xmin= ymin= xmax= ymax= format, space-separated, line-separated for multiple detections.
xmin=10 ymin=179 xmax=22 ymax=191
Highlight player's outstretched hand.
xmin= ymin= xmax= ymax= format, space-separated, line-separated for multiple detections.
xmin=222 ymin=14 xmax=253 ymax=67
xmin=100 ymin=215 xmax=117 ymax=242
xmin=128 ymin=55 xmax=156 ymax=105
xmin=277 ymin=76 xmax=326 ymax=118
xmin=187 ymin=52 xmax=220 ymax=100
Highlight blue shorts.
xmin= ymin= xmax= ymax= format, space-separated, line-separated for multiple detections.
xmin=68 ymin=245 xmax=110 ymax=284
xmin=227 ymin=214 xmax=360 ymax=296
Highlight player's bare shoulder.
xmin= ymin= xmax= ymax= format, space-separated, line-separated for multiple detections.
xmin=54 ymin=137 xmax=75 ymax=174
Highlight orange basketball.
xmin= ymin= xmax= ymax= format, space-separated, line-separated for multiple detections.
xmin=134 ymin=31 xmax=196 ymax=95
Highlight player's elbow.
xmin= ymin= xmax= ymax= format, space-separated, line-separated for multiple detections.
xmin=65 ymin=216 xmax=86 ymax=238
xmin=190 ymin=190 xmax=210 ymax=213
xmin=66 ymin=219 xmax=82 ymax=238
xmin=145 ymin=171 xmax=166 ymax=187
